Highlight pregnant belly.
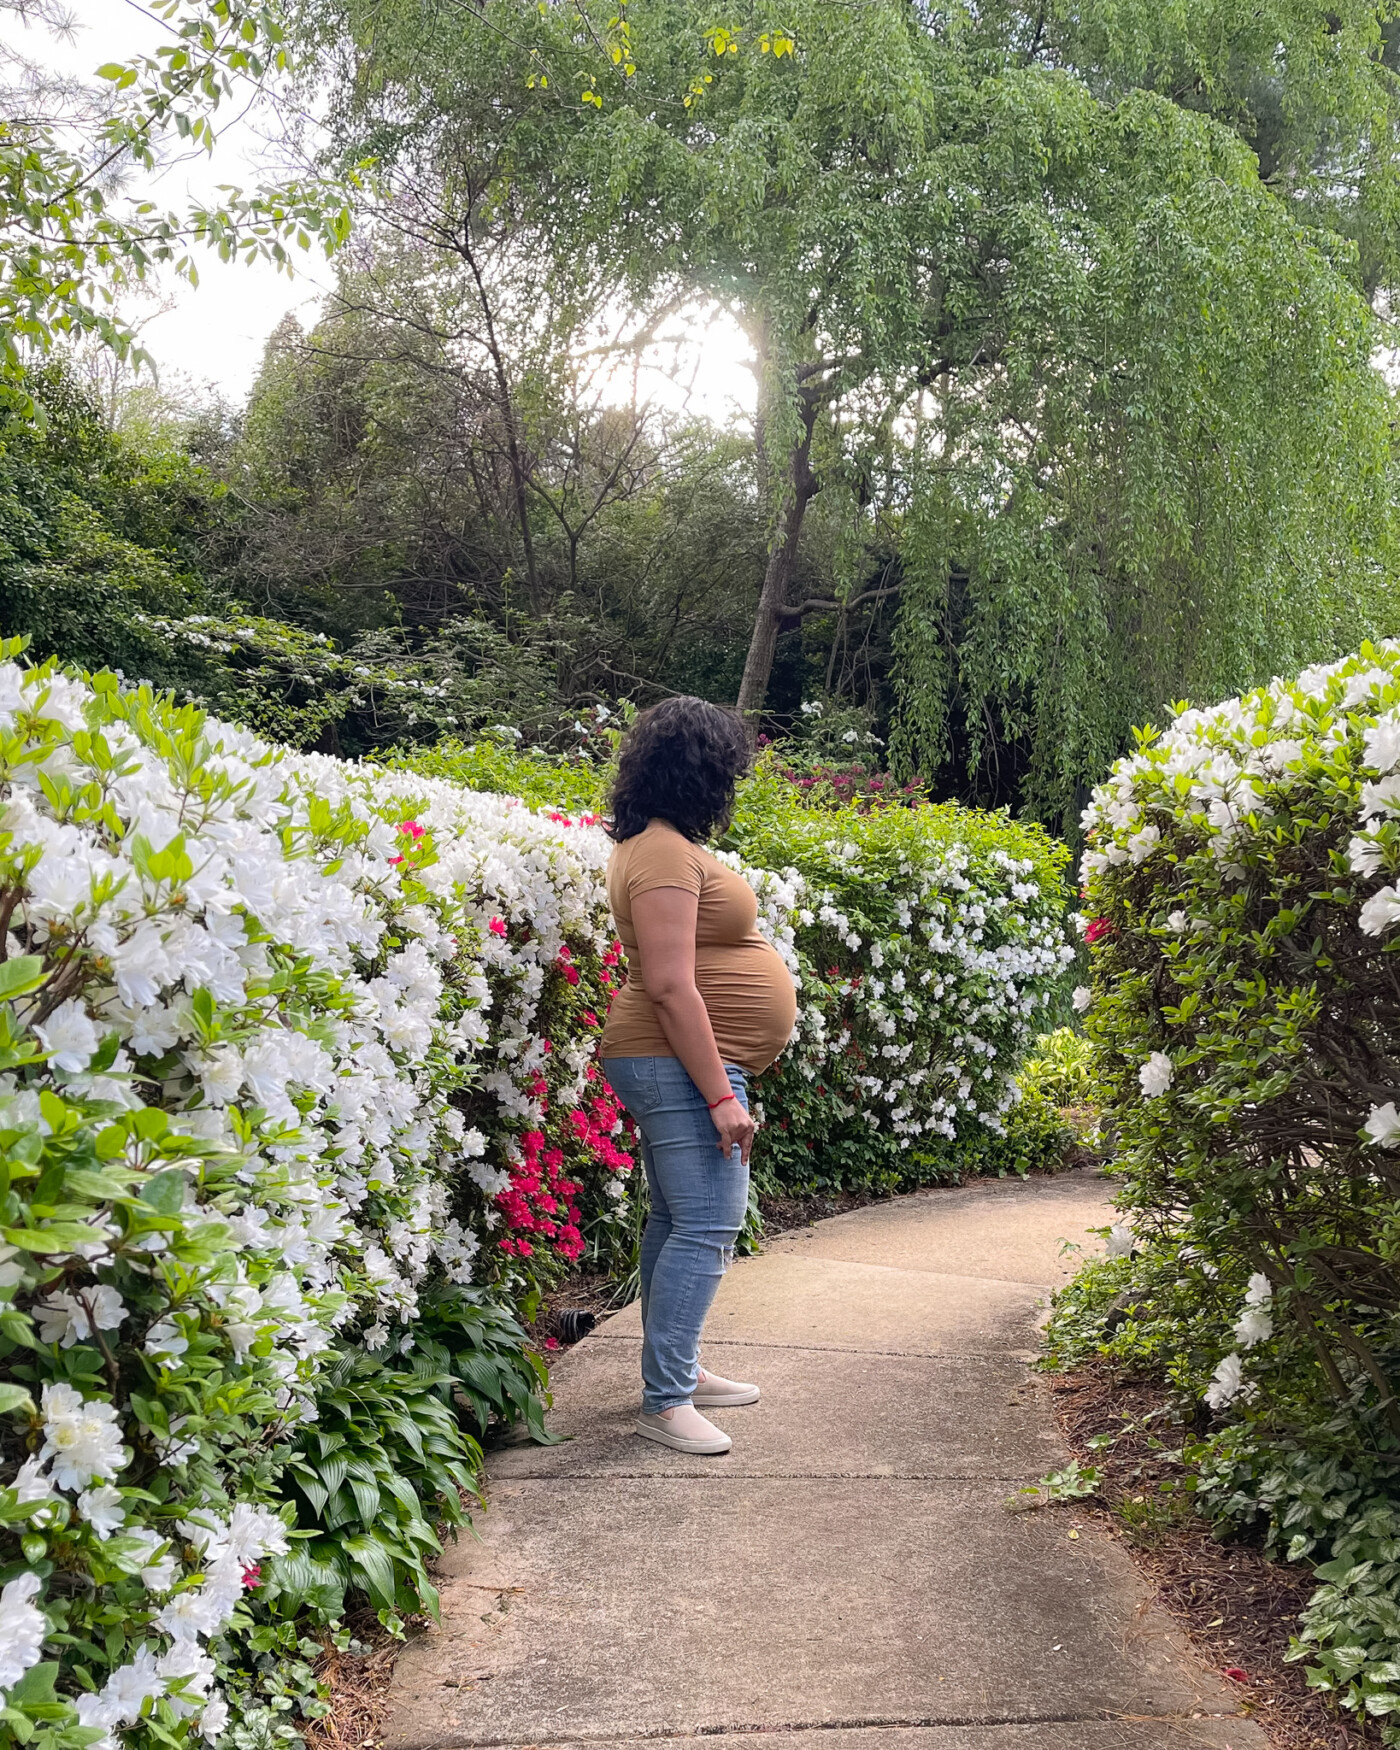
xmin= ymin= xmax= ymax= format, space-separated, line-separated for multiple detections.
xmin=695 ymin=938 xmax=798 ymax=1072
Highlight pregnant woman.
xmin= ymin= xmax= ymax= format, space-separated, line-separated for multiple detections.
xmin=601 ymin=697 xmax=797 ymax=1456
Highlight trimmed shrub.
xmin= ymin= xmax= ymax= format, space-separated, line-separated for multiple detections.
xmin=407 ymin=741 xmax=1077 ymax=1195
xmin=729 ymin=760 xmax=1075 ymax=1193
xmin=1073 ymin=638 xmax=1400 ymax=1739
xmin=0 ymin=653 xmax=646 ymax=1750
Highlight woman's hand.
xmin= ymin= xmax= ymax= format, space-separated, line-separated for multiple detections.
xmin=710 ymin=1095 xmax=755 ymax=1164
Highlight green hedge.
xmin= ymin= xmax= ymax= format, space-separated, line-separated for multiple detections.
xmin=407 ymin=741 xmax=1078 ymax=1195
xmin=1065 ymin=640 xmax=1400 ymax=1740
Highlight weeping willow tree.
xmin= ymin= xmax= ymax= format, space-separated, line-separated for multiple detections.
xmin=297 ymin=0 xmax=1400 ymax=826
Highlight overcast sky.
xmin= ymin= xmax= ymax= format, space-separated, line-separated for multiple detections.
xmin=31 ymin=0 xmax=756 ymax=420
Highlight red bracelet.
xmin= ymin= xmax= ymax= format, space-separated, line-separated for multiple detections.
xmin=708 ymin=1093 xmax=737 ymax=1110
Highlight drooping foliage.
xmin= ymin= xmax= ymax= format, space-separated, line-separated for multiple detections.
xmin=0 ymin=0 xmax=348 ymax=404
xmin=291 ymin=0 xmax=1400 ymax=827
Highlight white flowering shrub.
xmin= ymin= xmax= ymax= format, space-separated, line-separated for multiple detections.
xmin=402 ymin=744 xmax=1079 ymax=1195
xmin=1070 ymin=640 xmax=1400 ymax=1740
xmin=729 ymin=761 xmax=1075 ymax=1193
xmin=0 ymin=652 xmax=650 ymax=1750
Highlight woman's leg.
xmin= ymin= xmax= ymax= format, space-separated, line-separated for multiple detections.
xmin=602 ymin=1058 xmax=675 ymax=1332
xmin=631 ymin=1060 xmax=749 ymax=1413
xmin=636 ymin=1132 xmax=671 ymax=1328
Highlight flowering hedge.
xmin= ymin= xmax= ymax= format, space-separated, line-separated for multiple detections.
xmin=407 ymin=743 xmax=1079 ymax=1195
xmin=0 ymin=648 xmax=1077 ymax=1750
xmin=1072 ymin=639 xmax=1400 ymax=1738
xmin=0 ymin=651 xmax=655 ymax=1750
xmin=8 ymin=658 xmax=1071 ymax=1750
xmin=729 ymin=762 xmax=1075 ymax=1193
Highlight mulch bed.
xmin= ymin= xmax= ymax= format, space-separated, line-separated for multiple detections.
xmin=302 ymin=1612 xmax=403 ymax=1750
xmin=1050 ymin=1361 xmax=1377 ymax=1750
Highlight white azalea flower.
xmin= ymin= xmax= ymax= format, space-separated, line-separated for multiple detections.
xmin=1234 ymin=1306 xmax=1273 ymax=1347
xmin=94 ymin=1647 xmax=165 ymax=1724
xmin=0 ymin=1572 xmax=46 ymax=1691
xmin=11 ymin=1457 xmax=57 ymax=1511
xmin=144 ymin=1318 xmax=189 ymax=1361
xmin=1071 ymin=986 xmax=1093 ymax=1012
xmin=124 ymin=1528 xmax=178 ymax=1592
xmin=1365 ymin=718 xmax=1400 ymax=773
xmin=34 ymin=999 xmax=98 ymax=1072
xmin=1127 ymin=823 xmax=1160 ymax=863
xmin=1204 ymin=1352 xmax=1248 ymax=1410
xmin=34 ymin=1284 xmax=126 ymax=1349
xmin=77 ymin=1484 xmax=125 ymax=1538
xmin=1364 ymin=1102 xmax=1400 ymax=1147
xmin=1360 ymin=885 xmax=1400 ymax=936
xmin=200 ymin=1693 xmax=230 ymax=1740
xmin=39 ymin=1382 xmax=126 ymax=1491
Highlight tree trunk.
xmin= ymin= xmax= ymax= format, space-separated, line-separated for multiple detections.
xmin=736 ymin=405 xmax=817 ymax=720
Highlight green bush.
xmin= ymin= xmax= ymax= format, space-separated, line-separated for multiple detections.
xmin=1067 ymin=640 xmax=1400 ymax=1740
xmin=728 ymin=759 xmax=1074 ymax=1193
xmin=411 ymin=738 xmax=1077 ymax=1194
xmin=396 ymin=734 xmax=612 ymax=815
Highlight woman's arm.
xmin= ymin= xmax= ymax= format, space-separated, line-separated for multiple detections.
xmin=630 ymin=885 xmax=757 ymax=1164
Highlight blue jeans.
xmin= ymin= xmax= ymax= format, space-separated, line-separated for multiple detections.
xmin=602 ymin=1056 xmax=749 ymax=1413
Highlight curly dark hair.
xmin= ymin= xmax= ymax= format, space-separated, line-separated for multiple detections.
xmin=607 ymin=697 xmax=751 ymax=843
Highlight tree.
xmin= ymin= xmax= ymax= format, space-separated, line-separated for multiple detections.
xmin=0 ymin=0 xmax=349 ymax=406
xmin=213 ymin=257 xmax=767 ymax=707
xmin=300 ymin=0 xmax=1400 ymax=825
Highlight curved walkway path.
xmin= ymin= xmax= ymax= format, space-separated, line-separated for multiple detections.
xmin=386 ymin=1168 xmax=1265 ymax=1750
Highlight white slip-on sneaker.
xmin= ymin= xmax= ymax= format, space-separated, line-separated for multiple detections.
xmin=692 ymin=1366 xmax=760 ymax=1407
xmin=634 ymin=1403 xmax=732 ymax=1455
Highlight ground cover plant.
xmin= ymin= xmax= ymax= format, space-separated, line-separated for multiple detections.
xmin=1059 ymin=639 xmax=1400 ymax=1741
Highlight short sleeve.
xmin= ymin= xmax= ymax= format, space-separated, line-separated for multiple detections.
xmin=625 ymin=830 xmax=705 ymax=902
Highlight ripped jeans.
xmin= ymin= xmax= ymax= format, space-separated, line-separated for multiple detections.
xmin=602 ymin=1056 xmax=750 ymax=1413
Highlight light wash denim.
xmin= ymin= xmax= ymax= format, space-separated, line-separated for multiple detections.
xmin=602 ymin=1055 xmax=749 ymax=1413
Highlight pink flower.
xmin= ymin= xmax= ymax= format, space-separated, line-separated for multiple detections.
xmin=488 ymin=917 xmax=508 ymax=937
xmin=241 ymin=1564 xmax=262 ymax=1589
xmin=398 ymin=819 xmax=424 ymax=839
xmin=543 ymin=1337 xmax=560 ymax=1352
xmin=1084 ymin=916 xmax=1113 ymax=945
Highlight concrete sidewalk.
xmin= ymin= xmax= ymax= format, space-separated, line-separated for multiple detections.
xmin=385 ymin=1168 xmax=1265 ymax=1750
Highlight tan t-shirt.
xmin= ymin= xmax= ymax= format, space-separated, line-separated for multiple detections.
xmin=600 ymin=820 xmax=797 ymax=1075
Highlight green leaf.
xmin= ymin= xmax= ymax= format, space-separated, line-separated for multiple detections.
xmin=0 ymin=957 xmax=46 ymax=1002
xmin=343 ymin=1534 xmax=398 ymax=1609
xmin=140 ymin=1168 xmax=186 ymax=1214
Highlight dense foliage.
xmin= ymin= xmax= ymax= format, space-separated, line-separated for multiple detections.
xmin=289 ymin=0 xmax=1400 ymax=825
xmin=0 ymin=373 xmax=623 ymax=757
xmin=0 ymin=653 xmax=644 ymax=1750
xmin=410 ymin=738 xmax=1077 ymax=1193
xmin=731 ymin=763 xmax=1075 ymax=1191
xmin=1063 ymin=641 xmax=1400 ymax=1738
